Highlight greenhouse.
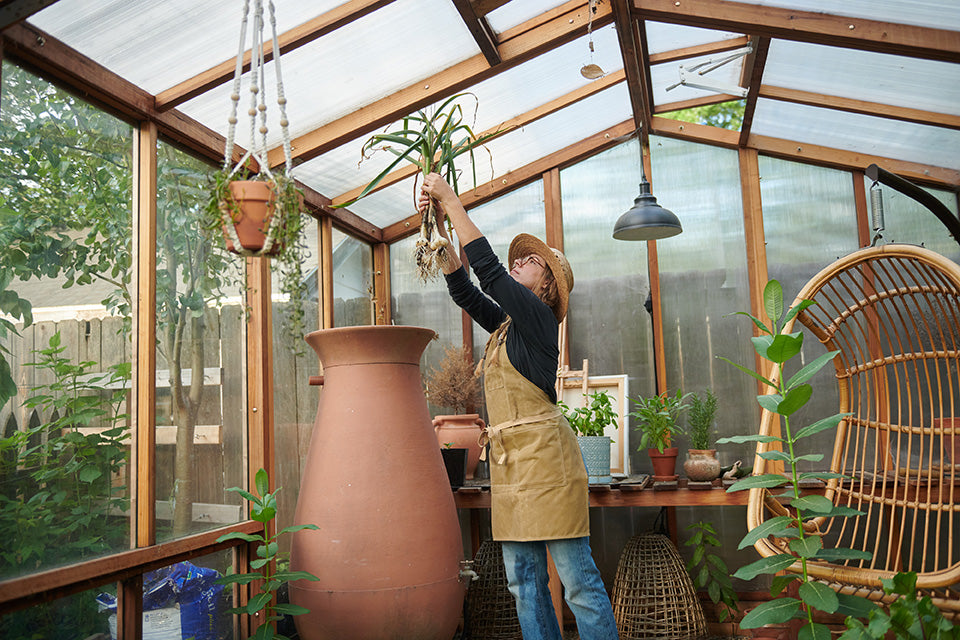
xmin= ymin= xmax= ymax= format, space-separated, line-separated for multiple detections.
xmin=0 ymin=1 xmax=958 ymax=639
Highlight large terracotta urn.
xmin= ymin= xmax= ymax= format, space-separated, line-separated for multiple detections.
xmin=290 ymin=326 xmax=467 ymax=640
xmin=433 ymin=413 xmax=485 ymax=479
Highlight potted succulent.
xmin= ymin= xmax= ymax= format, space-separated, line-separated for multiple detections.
xmin=684 ymin=388 xmax=722 ymax=482
xmin=424 ymin=343 xmax=486 ymax=479
xmin=630 ymin=388 xmax=692 ymax=481
xmin=560 ymin=390 xmax=617 ymax=484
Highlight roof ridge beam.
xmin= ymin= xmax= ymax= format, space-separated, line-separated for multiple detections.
xmin=265 ymin=0 xmax=613 ymax=168
xmin=451 ymin=0 xmax=501 ymax=66
xmin=632 ymin=0 xmax=960 ymax=63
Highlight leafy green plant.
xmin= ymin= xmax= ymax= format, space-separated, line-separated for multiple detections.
xmin=215 ymin=468 xmax=320 ymax=640
xmin=717 ymin=280 xmax=877 ymax=637
xmin=683 ymin=520 xmax=739 ymax=623
xmin=839 ymin=572 xmax=959 ymax=640
xmin=629 ymin=388 xmax=691 ymax=453
xmin=560 ymin=390 xmax=618 ymax=437
xmin=343 ymin=93 xmax=500 ymax=281
xmin=687 ymin=388 xmax=718 ymax=450
xmin=0 ymin=332 xmax=130 ymax=640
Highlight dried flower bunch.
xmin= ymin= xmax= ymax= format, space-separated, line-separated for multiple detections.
xmin=424 ymin=344 xmax=481 ymax=414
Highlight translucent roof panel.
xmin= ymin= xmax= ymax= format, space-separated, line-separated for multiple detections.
xmin=751 ymin=99 xmax=960 ymax=169
xmin=735 ymin=0 xmax=960 ymax=31
xmin=645 ymin=21 xmax=745 ymax=56
xmin=765 ymin=41 xmax=960 ymax=116
xmin=30 ymin=0 xmax=337 ymax=94
xmin=294 ymin=27 xmax=624 ymax=203
xmin=178 ymin=0 xmax=479 ymax=153
xmin=486 ymin=0 xmax=570 ymax=33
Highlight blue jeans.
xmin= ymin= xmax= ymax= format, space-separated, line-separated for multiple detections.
xmin=501 ymin=537 xmax=619 ymax=640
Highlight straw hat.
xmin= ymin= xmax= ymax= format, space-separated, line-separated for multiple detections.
xmin=508 ymin=233 xmax=574 ymax=322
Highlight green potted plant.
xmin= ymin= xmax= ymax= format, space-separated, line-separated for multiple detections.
xmin=683 ymin=520 xmax=740 ymax=625
xmin=629 ymin=388 xmax=691 ymax=481
xmin=216 ymin=468 xmax=320 ymax=640
xmin=339 ymin=92 xmax=500 ymax=281
xmin=425 ymin=343 xmax=486 ymax=479
xmin=683 ymin=388 xmax=722 ymax=482
xmin=560 ymin=390 xmax=617 ymax=484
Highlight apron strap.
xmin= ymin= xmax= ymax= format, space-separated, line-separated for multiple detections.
xmin=479 ymin=408 xmax=562 ymax=465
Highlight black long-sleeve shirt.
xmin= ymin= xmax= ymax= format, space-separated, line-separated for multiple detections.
xmin=444 ymin=237 xmax=560 ymax=403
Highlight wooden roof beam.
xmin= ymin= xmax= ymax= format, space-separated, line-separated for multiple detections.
xmin=631 ymin=0 xmax=960 ymax=63
xmin=0 ymin=0 xmax=61 ymax=30
xmin=611 ymin=0 xmax=650 ymax=137
xmin=738 ymin=36 xmax=770 ymax=146
xmin=266 ymin=0 xmax=613 ymax=168
xmin=758 ymin=85 xmax=960 ymax=131
xmin=451 ymin=0 xmax=501 ymax=66
xmin=155 ymin=0 xmax=397 ymax=111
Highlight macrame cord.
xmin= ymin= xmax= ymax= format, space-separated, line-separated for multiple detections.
xmin=221 ymin=0 xmax=295 ymax=257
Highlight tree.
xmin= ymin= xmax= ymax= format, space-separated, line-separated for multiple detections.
xmin=664 ymin=100 xmax=745 ymax=131
xmin=0 ymin=61 xmax=241 ymax=543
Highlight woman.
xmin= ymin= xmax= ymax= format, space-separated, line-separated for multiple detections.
xmin=419 ymin=173 xmax=619 ymax=640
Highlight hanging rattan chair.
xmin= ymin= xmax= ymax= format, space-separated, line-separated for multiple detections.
xmin=747 ymin=244 xmax=960 ymax=616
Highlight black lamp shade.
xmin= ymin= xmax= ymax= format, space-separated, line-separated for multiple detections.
xmin=613 ymin=179 xmax=682 ymax=241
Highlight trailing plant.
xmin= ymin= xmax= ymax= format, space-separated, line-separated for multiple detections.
xmin=341 ymin=93 xmax=500 ymax=281
xmin=716 ymin=280 xmax=877 ymax=637
xmin=683 ymin=520 xmax=739 ymax=623
xmin=687 ymin=388 xmax=718 ymax=450
xmin=424 ymin=343 xmax=481 ymax=414
xmin=216 ymin=468 xmax=321 ymax=640
xmin=202 ymin=166 xmax=310 ymax=351
xmin=560 ymin=390 xmax=618 ymax=438
xmin=839 ymin=572 xmax=959 ymax=640
xmin=629 ymin=388 xmax=691 ymax=453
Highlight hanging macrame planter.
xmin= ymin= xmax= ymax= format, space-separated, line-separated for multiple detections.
xmin=217 ymin=0 xmax=298 ymax=257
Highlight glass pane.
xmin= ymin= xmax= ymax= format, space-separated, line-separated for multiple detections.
xmin=97 ymin=549 xmax=236 ymax=640
xmin=650 ymin=135 xmax=757 ymax=470
xmin=0 ymin=585 xmax=113 ymax=640
xmin=331 ymin=227 xmax=374 ymax=327
xmin=0 ymin=61 xmax=133 ymax=577
xmin=758 ymin=155 xmax=861 ymax=470
xmin=155 ymin=142 xmax=245 ymax=541
xmin=560 ymin=141 xmax=655 ymax=474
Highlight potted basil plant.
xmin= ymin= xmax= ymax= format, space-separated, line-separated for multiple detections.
xmin=560 ymin=390 xmax=618 ymax=484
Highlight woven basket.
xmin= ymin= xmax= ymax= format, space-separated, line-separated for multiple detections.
xmin=612 ymin=532 xmax=707 ymax=639
xmin=465 ymin=539 xmax=522 ymax=640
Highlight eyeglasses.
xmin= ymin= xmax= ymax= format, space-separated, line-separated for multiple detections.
xmin=515 ymin=254 xmax=546 ymax=269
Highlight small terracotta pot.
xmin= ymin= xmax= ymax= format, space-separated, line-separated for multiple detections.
xmin=684 ymin=449 xmax=721 ymax=482
xmin=648 ymin=446 xmax=679 ymax=481
xmin=433 ymin=413 xmax=485 ymax=479
xmin=220 ymin=180 xmax=279 ymax=255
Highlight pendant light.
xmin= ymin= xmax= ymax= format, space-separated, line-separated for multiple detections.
xmin=613 ymin=139 xmax=682 ymax=241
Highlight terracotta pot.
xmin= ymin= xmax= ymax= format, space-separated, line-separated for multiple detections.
xmin=683 ymin=448 xmax=721 ymax=482
xmin=648 ymin=446 xmax=679 ymax=481
xmin=290 ymin=326 xmax=466 ymax=640
xmin=433 ymin=413 xmax=485 ymax=479
xmin=220 ymin=180 xmax=279 ymax=255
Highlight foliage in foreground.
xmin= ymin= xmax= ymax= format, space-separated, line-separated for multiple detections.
xmin=717 ymin=280 xmax=878 ymax=636
xmin=215 ymin=468 xmax=320 ymax=640
xmin=839 ymin=572 xmax=958 ymax=640
xmin=683 ymin=520 xmax=739 ymax=623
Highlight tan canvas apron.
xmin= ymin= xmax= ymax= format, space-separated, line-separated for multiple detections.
xmin=480 ymin=321 xmax=589 ymax=541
